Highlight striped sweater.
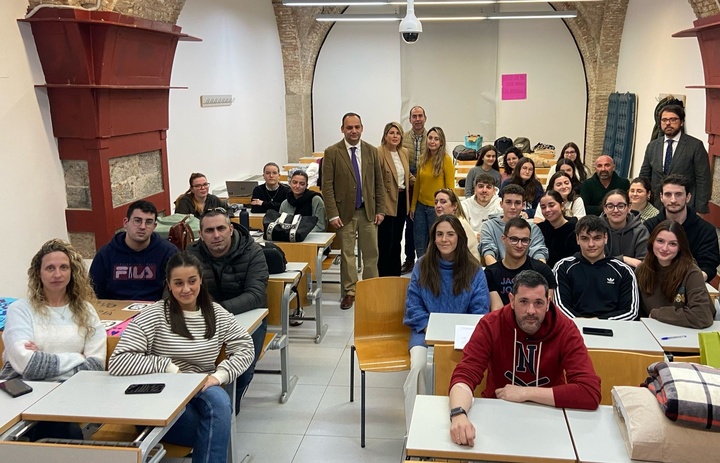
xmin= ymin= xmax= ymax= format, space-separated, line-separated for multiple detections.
xmin=108 ymin=301 xmax=254 ymax=385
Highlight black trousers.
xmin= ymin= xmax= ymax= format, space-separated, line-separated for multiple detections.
xmin=378 ymin=190 xmax=407 ymax=277
xmin=403 ymin=185 xmax=415 ymax=263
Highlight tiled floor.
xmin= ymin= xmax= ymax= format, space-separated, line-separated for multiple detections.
xmin=164 ymin=276 xmax=409 ymax=463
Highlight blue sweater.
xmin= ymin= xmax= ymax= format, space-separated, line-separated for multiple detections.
xmin=403 ymin=258 xmax=490 ymax=348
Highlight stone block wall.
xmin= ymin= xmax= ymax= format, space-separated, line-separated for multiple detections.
xmin=63 ymin=159 xmax=91 ymax=209
xmin=26 ymin=0 xmax=185 ymax=24
xmin=109 ymin=150 xmax=164 ymax=207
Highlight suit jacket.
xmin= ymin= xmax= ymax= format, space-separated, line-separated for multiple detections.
xmin=639 ymin=132 xmax=711 ymax=213
xmin=322 ymin=139 xmax=386 ymax=224
xmin=377 ymin=145 xmax=412 ymax=217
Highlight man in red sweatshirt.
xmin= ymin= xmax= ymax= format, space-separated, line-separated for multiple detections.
xmin=448 ymin=270 xmax=600 ymax=447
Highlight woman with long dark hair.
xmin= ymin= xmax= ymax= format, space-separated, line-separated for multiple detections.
xmin=175 ymin=172 xmax=227 ymax=218
xmin=1 ymin=239 xmax=106 ymax=440
xmin=402 ymin=215 xmax=489 ymax=429
xmin=636 ymin=220 xmax=715 ymax=328
xmin=546 ymin=171 xmax=585 ymax=218
xmin=537 ymin=190 xmax=579 ymax=267
xmin=501 ymin=157 xmax=544 ymax=218
xmin=500 ymin=147 xmax=522 ymax=183
xmin=109 ymin=252 xmax=255 ymax=463
xmin=554 ymin=158 xmax=582 ymax=194
xmin=434 ymin=188 xmax=481 ymax=261
xmin=377 ymin=121 xmax=412 ymax=276
xmin=410 ymin=126 xmax=455 ymax=257
xmin=548 ymin=142 xmax=589 ymax=181
xmin=464 ymin=145 xmax=501 ymax=196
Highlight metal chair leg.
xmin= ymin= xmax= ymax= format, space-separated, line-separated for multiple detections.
xmin=361 ymin=369 xmax=366 ymax=448
xmin=350 ymin=345 xmax=355 ymax=402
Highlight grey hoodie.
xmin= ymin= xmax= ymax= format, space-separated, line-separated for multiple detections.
xmin=601 ymin=210 xmax=649 ymax=262
xmin=480 ymin=213 xmax=549 ymax=262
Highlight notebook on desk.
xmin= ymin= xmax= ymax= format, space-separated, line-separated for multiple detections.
xmin=226 ymin=180 xmax=258 ymax=197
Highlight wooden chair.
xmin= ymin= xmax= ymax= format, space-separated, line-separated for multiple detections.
xmin=350 ymin=277 xmax=411 ymax=448
xmin=587 ymin=349 xmax=664 ymax=405
xmin=433 ymin=344 xmax=485 ymax=397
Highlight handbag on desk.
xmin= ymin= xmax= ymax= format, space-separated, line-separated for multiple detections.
xmin=263 ymin=210 xmax=317 ymax=242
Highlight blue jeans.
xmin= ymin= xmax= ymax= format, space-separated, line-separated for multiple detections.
xmin=235 ymin=318 xmax=267 ymax=414
xmin=413 ymin=203 xmax=436 ymax=258
xmin=163 ymin=385 xmax=232 ymax=463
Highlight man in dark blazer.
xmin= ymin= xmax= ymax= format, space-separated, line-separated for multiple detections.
xmin=639 ymin=104 xmax=711 ymax=214
xmin=323 ymin=113 xmax=386 ymax=309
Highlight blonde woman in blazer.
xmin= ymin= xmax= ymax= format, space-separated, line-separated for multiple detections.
xmin=378 ymin=121 xmax=413 ymax=276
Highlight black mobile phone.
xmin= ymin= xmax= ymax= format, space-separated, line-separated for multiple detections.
xmin=124 ymin=383 xmax=166 ymax=395
xmin=582 ymin=327 xmax=614 ymax=337
xmin=0 ymin=378 xmax=34 ymax=398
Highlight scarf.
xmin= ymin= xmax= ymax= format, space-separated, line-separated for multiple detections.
xmin=286 ymin=189 xmax=321 ymax=217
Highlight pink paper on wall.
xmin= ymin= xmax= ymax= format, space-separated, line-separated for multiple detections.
xmin=502 ymin=74 xmax=527 ymax=100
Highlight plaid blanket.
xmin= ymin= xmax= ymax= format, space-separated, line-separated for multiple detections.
xmin=643 ymin=361 xmax=720 ymax=432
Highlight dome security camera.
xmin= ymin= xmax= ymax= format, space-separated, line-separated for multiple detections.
xmin=399 ymin=0 xmax=422 ymax=44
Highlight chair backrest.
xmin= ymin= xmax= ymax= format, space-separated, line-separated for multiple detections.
xmin=700 ymin=332 xmax=720 ymax=368
xmin=587 ymin=349 xmax=665 ymax=406
xmin=354 ymin=277 xmax=411 ymax=342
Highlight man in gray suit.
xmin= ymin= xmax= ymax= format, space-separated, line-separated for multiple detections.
xmin=323 ymin=113 xmax=386 ymax=309
xmin=639 ymin=104 xmax=711 ymax=213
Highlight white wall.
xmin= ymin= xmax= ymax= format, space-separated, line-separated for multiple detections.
xmin=496 ymin=3 xmax=587 ymax=155
xmin=313 ymin=19 xmax=402 ymax=150
xmin=0 ymin=0 xmax=70 ymax=297
xmin=169 ymin=0 xmax=287 ymax=197
xmin=616 ymin=0 xmax=706 ymax=177
xmin=313 ymin=3 xmax=586 ymax=152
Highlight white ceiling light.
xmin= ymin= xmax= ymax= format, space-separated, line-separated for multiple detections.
xmin=316 ymin=10 xmax=577 ymax=21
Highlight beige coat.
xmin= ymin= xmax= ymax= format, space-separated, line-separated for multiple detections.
xmin=377 ymin=145 xmax=412 ymax=217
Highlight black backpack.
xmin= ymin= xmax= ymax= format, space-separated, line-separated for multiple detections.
xmin=452 ymin=144 xmax=477 ymax=161
xmin=259 ymin=242 xmax=287 ymax=274
xmin=494 ymin=137 xmax=513 ymax=155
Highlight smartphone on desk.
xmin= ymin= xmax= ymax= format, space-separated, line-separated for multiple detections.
xmin=582 ymin=327 xmax=614 ymax=337
xmin=125 ymin=383 xmax=165 ymax=395
xmin=0 ymin=378 xmax=34 ymax=398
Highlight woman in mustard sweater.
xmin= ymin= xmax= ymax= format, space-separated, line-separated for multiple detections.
xmin=409 ymin=126 xmax=455 ymax=257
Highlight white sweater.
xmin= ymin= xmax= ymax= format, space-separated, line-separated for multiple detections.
xmin=1 ymin=299 xmax=106 ymax=381
xmin=108 ymin=301 xmax=254 ymax=385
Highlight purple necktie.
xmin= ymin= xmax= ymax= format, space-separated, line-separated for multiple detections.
xmin=663 ymin=139 xmax=673 ymax=174
xmin=351 ymin=146 xmax=362 ymax=209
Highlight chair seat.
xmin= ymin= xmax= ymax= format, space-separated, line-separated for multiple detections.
xmin=354 ymin=337 xmax=410 ymax=373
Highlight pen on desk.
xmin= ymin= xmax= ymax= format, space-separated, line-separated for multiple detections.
xmin=660 ymin=335 xmax=687 ymax=341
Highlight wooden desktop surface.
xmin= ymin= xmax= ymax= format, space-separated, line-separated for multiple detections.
xmin=22 ymin=371 xmax=206 ymax=427
xmin=406 ymin=395 xmax=576 ymax=462
xmin=425 ymin=313 xmax=483 ymax=346
xmin=565 ymin=406 xmax=637 ymax=463
xmin=572 ymin=319 xmax=663 ymax=354
xmin=235 ymin=307 xmax=269 ymax=334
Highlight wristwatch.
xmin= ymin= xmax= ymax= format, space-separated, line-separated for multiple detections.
xmin=449 ymin=406 xmax=467 ymax=421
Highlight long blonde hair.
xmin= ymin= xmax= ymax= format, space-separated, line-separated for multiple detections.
xmin=419 ymin=126 xmax=448 ymax=176
xmin=27 ymin=239 xmax=97 ymax=339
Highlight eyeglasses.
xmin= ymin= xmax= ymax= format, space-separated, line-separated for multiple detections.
xmin=210 ymin=207 xmax=227 ymax=214
xmin=131 ymin=217 xmax=156 ymax=227
xmin=660 ymin=117 xmax=680 ymax=124
xmin=604 ymin=203 xmax=627 ymax=211
xmin=192 ymin=183 xmax=210 ymax=189
xmin=505 ymin=236 xmax=531 ymax=246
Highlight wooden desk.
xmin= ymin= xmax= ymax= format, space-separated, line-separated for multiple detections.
xmin=235 ymin=308 xmax=269 ymax=335
xmin=406 ymin=395 xmax=576 ymax=462
xmin=424 ymin=313 xmax=483 ymax=395
xmin=0 ymin=381 xmax=59 ymax=435
xmin=641 ymin=317 xmax=720 ymax=353
xmin=425 ymin=313 xmax=483 ymax=346
xmin=263 ymin=265 xmax=307 ymax=403
xmin=573 ymin=319 xmax=664 ymax=354
xmin=270 ymin=232 xmax=335 ymax=343
xmin=565 ymin=406 xmax=637 ymax=463
xmin=249 ymin=212 xmax=264 ymax=230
